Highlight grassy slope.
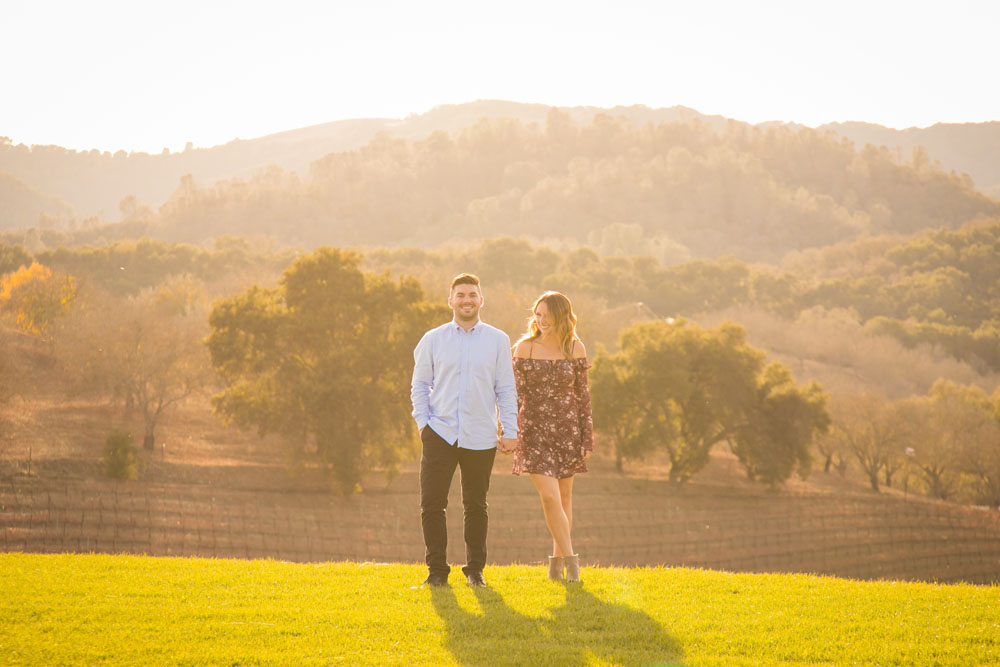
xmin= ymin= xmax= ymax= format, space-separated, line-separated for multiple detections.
xmin=1 ymin=553 xmax=997 ymax=666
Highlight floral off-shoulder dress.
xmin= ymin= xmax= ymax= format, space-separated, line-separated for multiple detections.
xmin=512 ymin=345 xmax=595 ymax=479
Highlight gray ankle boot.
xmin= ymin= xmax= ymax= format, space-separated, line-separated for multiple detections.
xmin=548 ymin=556 xmax=564 ymax=580
xmin=564 ymin=554 xmax=581 ymax=583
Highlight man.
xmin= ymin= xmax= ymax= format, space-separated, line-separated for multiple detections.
xmin=411 ymin=273 xmax=518 ymax=587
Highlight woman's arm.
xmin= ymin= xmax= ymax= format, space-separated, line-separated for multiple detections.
xmin=573 ymin=341 xmax=594 ymax=452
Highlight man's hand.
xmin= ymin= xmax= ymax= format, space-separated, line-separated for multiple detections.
xmin=499 ymin=437 xmax=517 ymax=455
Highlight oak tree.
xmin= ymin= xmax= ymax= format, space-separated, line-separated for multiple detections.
xmin=206 ymin=247 xmax=446 ymax=493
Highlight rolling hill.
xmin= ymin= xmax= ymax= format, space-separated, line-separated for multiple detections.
xmin=5 ymin=101 xmax=996 ymax=231
xmin=820 ymin=120 xmax=1000 ymax=197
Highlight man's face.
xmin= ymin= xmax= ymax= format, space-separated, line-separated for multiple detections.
xmin=449 ymin=283 xmax=483 ymax=323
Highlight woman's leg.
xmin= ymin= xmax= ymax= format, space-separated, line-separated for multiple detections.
xmin=530 ymin=473 xmax=574 ymax=557
xmin=557 ymin=476 xmax=582 ymax=582
xmin=554 ymin=476 xmax=575 ymax=556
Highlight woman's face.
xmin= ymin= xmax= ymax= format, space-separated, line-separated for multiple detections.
xmin=534 ymin=300 xmax=553 ymax=335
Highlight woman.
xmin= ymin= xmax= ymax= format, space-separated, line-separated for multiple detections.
xmin=510 ymin=291 xmax=594 ymax=582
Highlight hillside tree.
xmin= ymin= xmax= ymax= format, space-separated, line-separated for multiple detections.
xmin=730 ymin=362 xmax=830 ymax=488
xmin=55 ymin=277 xmax=213 ymax=450
xmin=591 ymin=318 xmax=828 ymax=485
xmin=825 ymin=392 xmax=904 ymax=492
xmin=928 ymin=381 xmax=1000 ymax=505
xmin=206 ymin=247 xmax=447 ymax=493
xmin=589 ymin=349 xmax=642 ymax=471
xmin=0 ymin=261 xmax=76 ymax=336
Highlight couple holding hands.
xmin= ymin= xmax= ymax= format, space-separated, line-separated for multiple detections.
xmin=411 ymin=273 xmax=594 ymax=588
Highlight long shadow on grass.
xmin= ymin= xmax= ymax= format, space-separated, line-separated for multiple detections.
xmin=430 ymin=583 xmax=684 ymax=666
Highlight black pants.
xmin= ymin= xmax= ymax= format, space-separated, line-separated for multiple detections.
xmin=420 ymin=426 xmax=497 ymax=577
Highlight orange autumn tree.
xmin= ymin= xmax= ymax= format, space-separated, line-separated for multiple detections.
xmin=0 ymin=262 xmax=76 ymax=336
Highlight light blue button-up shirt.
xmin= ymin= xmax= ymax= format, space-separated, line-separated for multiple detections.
xmin=411 ymin=318 xmax=518 ymax=450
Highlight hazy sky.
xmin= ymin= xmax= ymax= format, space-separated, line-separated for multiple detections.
xmin=4 ymin=0 xmax=998 ymax=153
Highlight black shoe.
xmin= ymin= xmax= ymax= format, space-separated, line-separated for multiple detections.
xmin=465 ymin=571 xmax=487 ymax=587
xmin=423 ymin=573 xmax=448 ymax=587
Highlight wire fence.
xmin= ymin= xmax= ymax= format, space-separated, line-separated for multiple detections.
xmin=2 ymin=472 xmax=998 ymax=584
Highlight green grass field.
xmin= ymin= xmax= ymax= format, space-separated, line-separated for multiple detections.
xmin=1 ymin=553 xmax=996 ymax=666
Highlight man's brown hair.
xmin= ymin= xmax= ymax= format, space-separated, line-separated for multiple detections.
xmin=450 ymin=273 xmax=481 ymax=291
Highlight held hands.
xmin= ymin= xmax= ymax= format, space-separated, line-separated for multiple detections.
xmin=498 ymin=437 xmax=517 ymax=455
xmin=497 ymin=422 xmax=516 ymax=455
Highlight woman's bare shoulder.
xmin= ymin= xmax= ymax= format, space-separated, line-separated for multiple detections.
xmin=513 ymin=338 xmax=533 ymax=358
xmin=572 ymin=339 xmax=587 ymax=358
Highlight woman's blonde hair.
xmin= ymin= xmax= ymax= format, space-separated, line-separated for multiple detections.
xmin=516 ymin=291 xmax=579 ymax=358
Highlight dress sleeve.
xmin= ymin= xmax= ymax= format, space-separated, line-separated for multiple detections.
xmin=574 ymin=358 xmax=594 ymax=452
xmin=513 ymin=360 xmax=527 ymax=412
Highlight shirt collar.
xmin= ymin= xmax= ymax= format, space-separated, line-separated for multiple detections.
xmin=452 ymin=318 xmax=481 ymax=333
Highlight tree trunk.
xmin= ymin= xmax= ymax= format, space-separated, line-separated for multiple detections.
xmin=143 ymin=418 xmax=155 ymax=451
xmin=930 ymin=474 xmax=948 ymax=500
xmin=868 ymin=468 xmax=881 ymax=492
